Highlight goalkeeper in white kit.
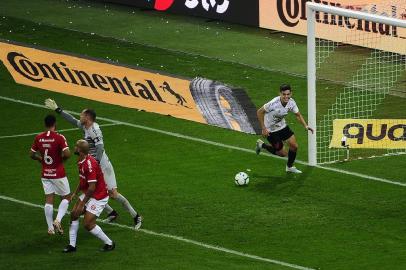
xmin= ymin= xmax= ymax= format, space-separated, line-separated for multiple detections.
xmin=255 ymin=84 xmax=314 ymax=173
xmin=45 ymin=98 xmax=142 ymax=229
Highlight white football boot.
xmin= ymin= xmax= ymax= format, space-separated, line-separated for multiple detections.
xmin=286 ymin=166 xmax=302 ymax=174
xmin=255 ymin=139 xmax=264 ymax=155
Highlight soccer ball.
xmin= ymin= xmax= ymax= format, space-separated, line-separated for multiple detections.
xmin=235 ymin=172 xmax=249 ymax=186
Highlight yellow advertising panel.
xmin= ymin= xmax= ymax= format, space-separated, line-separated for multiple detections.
xmin=259 ymin=0 xmax=405 ymax=54
xmin=0 ymin=41 xmax=206 ymax=123
xmin=330 ymin=119 xmax=406 ymax=149
xmin=0 ymin=41 xmax=261 ymax=134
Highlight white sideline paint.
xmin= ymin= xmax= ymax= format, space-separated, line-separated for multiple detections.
xmin=0 ymin=95 xmax=403 ymax=187
xmin=0 ymin=194 xmax=315 ymax=270
xmin=0 ymin=123 xmax=120 ymax=139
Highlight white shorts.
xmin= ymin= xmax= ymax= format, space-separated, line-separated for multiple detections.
xmin=41 ymin=177 xmax=70 ymax=196
xmin=100 ymin=158 xmax=117 ymax=190
xmin=79 ymin=194 xmax=109 ymax=217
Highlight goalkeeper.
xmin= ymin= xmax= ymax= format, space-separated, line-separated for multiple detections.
xmin=45 ymin=98 xmax=142 ymax=229
xmin=255 ymin=84 xmax=314 ymax=173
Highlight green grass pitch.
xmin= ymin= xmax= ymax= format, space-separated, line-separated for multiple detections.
xmin=0 ymin=1 xmax=405 ymax=269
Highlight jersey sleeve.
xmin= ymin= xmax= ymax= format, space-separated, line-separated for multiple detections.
xmin=89 ymin=124 xmax=104 ymax=146
xmin=263 ymin=101 xmax=273 ymax=113
xmin=59 ymin=134 xmax=69 ymax=151
xmin=85 ymin=159 xmax=97 ymax=183
xmin=31 ymin=136 xmax=39 ymax=152
xmin=60 ymin=110 xmax=82 ymax=129
xmin=290 ymin=100 xmax=299 ymax=114
xmin=292 ymin=103 xmax=299 ymax=113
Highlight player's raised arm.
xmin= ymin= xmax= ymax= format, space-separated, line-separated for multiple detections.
xmin=45 ymin=99 xmax=81 ymax=128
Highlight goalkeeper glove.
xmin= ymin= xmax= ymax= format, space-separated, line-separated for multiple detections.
xmin=45 ymin=98 xmax=62 ymax=113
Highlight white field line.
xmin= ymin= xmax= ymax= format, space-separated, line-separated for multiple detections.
xmin=0 ymin=95 xmax=403 ymax=187
xmin=0 ymin=123 xmax=120 ymax=139
xmin=0 ymin=194 xmax=315 ymax=270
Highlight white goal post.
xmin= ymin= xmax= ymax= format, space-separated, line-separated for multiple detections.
xmin=306 ymin=2 xmax=406 ymax=166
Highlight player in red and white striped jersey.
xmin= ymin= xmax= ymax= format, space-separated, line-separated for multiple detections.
xmin=63 ymin=139 xmax=114 ymax=253
xmin=30 ymin=115 xmax=71 ymax=235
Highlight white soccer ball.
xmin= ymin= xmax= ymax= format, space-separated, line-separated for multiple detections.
xmin=235 ymin=172 xmax=249 ymax=186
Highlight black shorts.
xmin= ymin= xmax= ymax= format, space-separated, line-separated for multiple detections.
xmin=266 ymin=126 xmax=294 ymax=151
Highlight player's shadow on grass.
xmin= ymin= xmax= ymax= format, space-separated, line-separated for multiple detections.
xmin=251 ymin=167 xmax=314 ymax=194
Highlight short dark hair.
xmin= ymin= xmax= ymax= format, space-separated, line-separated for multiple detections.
xmin=280 ymin=84 xmax=292 ymax=92
xmin=84 ymin=109 xmax=96 ymax=121
xmin=44 ymin=114 xmax=56 ymax=128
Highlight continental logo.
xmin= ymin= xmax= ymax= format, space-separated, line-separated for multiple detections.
xmin=0 ymin=41 xmax=206 ymax=123
xmin=277 ymin=0 xmax=401 ymax=37
xmin=7 ymin=51 xmax=190 ymax=108
xmin=0 ymin=41 xmax=260 ymax=134
xmin=259 ymin=0 xmax=406 ymax=54
xmin=330 ymin=119 xmax=406 ymax=149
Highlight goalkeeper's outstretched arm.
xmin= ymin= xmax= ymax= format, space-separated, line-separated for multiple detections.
xmin=45 ymin=98 xmax=81 ymax=128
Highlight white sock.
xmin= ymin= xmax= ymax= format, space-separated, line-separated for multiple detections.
xmin=116 ymin=193 xmax=137 ymax=218
xmin=69 ymin=220 xmax=79 ymax=247
xmin=103 ymin=204 xmax=114 ymax=215
xmin=55 ymin=199 xmax=69 ymax=222
xmin=89 ymin=225 xmax=113 ymax=245
xmin=44 ymin=203 xmax=54 ymax=230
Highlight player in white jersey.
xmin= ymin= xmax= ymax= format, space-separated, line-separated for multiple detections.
xmin=45 ymin=99 xmax=142 ymax=229
xmin=255 ymin=84 xmax=314 ymax=173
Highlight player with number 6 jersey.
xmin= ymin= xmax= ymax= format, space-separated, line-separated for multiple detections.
xmin=45 ymin=98 xmax=142 ymax=229
xmin=30 ymin=115 xmax=71 ymax=235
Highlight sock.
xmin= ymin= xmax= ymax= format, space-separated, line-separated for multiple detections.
xmin=262 ymin=143 xmax=277 ymax=155
xmin=103 ymin=204 xmax=114 ymax=215
xmin=55 ymin=199 xmax=69 ymax=222
xmin=69 ymin=220 xmax=79 ymax=247
xmin=89 ymin=225 xmax=113 ymax=245
xmin=287 ymin=149 xmax=297 ymax=168
xmin=44 ymin=203 xmax=54 ymax=230
xmin=116 ymin=193 xmax=137 ymax=218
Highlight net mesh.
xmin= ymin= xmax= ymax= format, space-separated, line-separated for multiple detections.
xmin=313 ymin=1 xmax=406 ymax=164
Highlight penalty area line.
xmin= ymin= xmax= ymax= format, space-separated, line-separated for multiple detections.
xmin=0 ymin=95 xmax=403 ymax=187
xmin=0 ymin=194 xmax=315 ymax=270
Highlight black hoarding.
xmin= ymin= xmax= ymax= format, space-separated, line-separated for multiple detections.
xmin=102 ymin=0 xmax=259 ymax=26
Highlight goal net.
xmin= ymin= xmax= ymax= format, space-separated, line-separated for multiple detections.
xmin=307 ymin=2 xmax=406 ymax=165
